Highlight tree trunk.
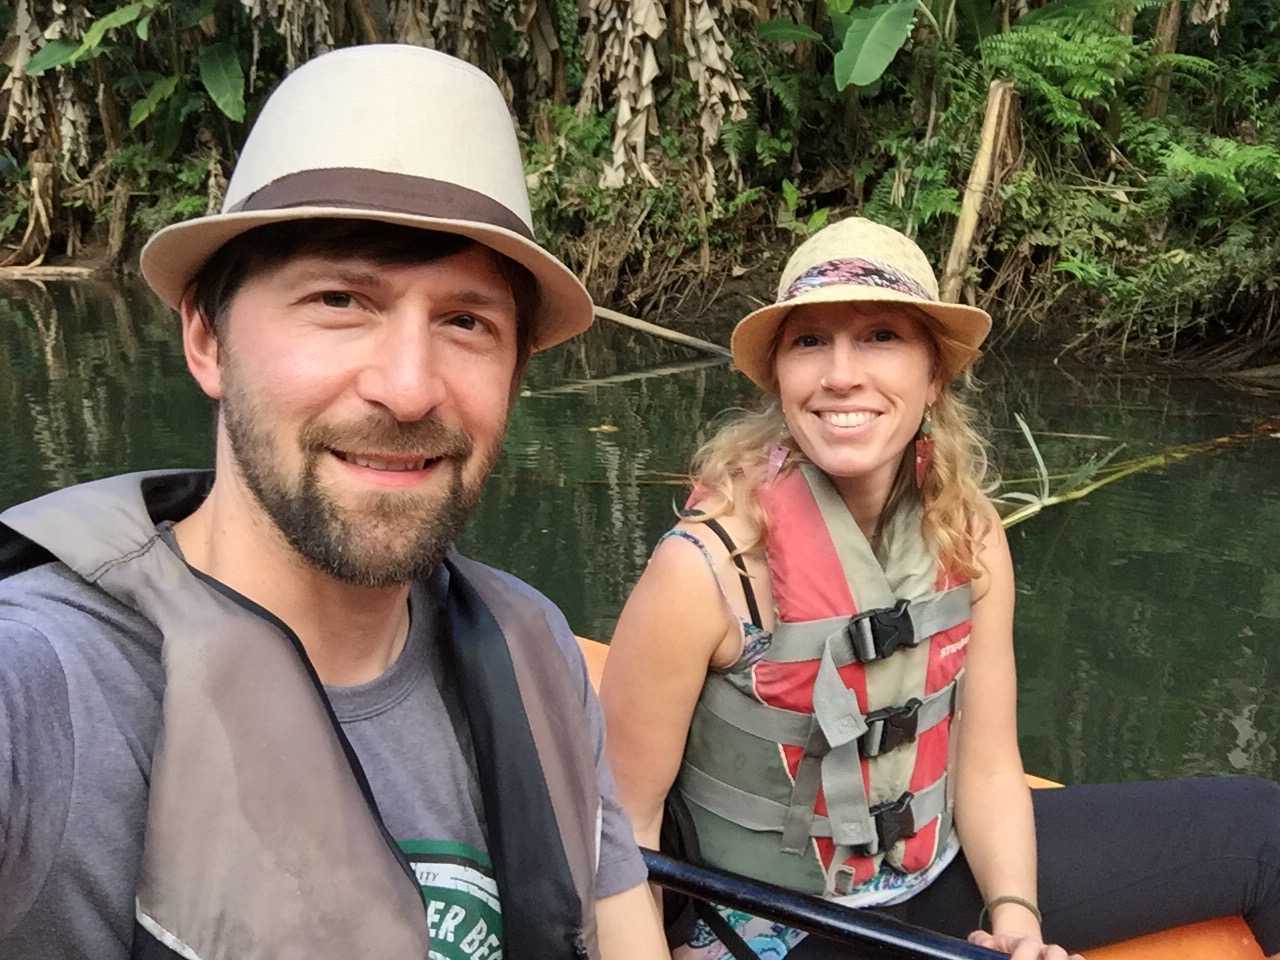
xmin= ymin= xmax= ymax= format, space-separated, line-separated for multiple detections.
xmin=104 ymin=177 xmax=133 ymax=273
xmin=1144 ymin=1 xmax=1182 ymax=118
xmin=348 ymin=0 xmax=384 ymax=42
xmin=93 ymin=58 xmax=125 ymax=154
xmin=941 ymin=80 xmax=1016 ymax=304
xmin=552 ymin=46 xmax=568 ymax=105
xmin=1105 ymin=4 xmax=1137 ymax=138
xmin=672 ymin=0 xmax=687 ymax=63
xmin=2 ymin=159 xmax=54 ymax=268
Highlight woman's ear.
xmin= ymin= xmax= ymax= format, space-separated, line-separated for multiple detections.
xmin=179 ymin=289 xmax=223 ymax=401
xmin=926 ymin=373 xmax=944 ymax=407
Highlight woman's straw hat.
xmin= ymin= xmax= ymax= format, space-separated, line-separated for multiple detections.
xmin=141 ymin=45 xmax=592 ymax=351
xmin=730 ymin=217 xmax=992 ymax=391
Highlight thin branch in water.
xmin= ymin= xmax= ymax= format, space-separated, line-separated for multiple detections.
xmin=997 ymin=419 xmax=1278 ymax=528
xmin=522 ymin=356 xmax=726 ymax=397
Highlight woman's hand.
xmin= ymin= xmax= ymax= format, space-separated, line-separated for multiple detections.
xmin=952 ymin=509 xmax=1063 ymax=960
xmin=967 ymin=930 xmax=1084 ymax=960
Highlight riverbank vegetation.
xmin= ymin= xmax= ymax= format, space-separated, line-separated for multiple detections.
xmin=2 ymin=0 xmax=1279 ymax=366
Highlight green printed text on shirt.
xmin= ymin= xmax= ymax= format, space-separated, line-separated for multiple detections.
xmin=400 ymin=839 xmax=503 ymax=960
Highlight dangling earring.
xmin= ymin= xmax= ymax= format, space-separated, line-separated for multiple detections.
xmin=914 ymin=406 xmax=935 ymax=489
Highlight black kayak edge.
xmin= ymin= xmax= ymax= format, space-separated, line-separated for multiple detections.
xmin=643 ymin=849 xmax=1006 ymax=960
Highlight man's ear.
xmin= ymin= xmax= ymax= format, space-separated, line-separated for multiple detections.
xmin=180 ymin=289 xmax=223 ymax=401
xmin=508 ymin=354 xmax=531 ymax=405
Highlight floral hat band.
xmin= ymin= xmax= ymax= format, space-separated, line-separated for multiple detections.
xmin=729 ymin=217 xmax=994 ymax=393
xmin=781 ymin=256 xmax=936 ymax=304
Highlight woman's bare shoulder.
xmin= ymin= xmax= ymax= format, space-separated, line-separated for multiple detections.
xmin=972 ymin=498 xmax=1009 ymax=553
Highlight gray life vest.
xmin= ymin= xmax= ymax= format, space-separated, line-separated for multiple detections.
xmin=0 ymin=470 xmax=601 ymax=960
xmin=677 ymin=465 xmax=972 ymax=897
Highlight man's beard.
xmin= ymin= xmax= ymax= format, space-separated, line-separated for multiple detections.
xmin=220 ymin=374 xmax=504 ymax=588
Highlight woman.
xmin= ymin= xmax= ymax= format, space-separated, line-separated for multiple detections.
xmin=600 ymin=218 xmax=1280 ymax=960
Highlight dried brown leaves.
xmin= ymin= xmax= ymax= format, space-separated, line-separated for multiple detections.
xmin=1189 ymin=0 xmax=1231 ymax=44
xmin=386 ymin=0 xmax=523 ymax=102
xmin=1 ymin=0 xmax=46 ymax=149
xmin=580 ymin=0 xmax=667 ymax=187
xmin=681 ymin=0 xmax=751 ymax=201
xmin=240 ymin=0 xmax=334 ymax=71
xmin=3 ymin=1 xmax=93 ymax=169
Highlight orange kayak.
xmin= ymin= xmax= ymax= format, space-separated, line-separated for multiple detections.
xmin=575 ymin=637 xmax=1261 ymax=960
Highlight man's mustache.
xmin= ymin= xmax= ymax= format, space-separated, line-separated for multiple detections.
xmin=301 ymin=412 xmax=474 ymax=460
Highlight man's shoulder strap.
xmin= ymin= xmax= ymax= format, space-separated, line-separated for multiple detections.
xmin=439 ymin=555 xmax=599 ymax=959
xmin=0 ymin=471 xmax=211 ymax=582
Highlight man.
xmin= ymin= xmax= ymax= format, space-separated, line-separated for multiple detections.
xmin=0 ymin=45 xmax=667 ymax=960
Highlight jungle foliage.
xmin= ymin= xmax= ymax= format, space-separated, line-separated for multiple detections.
xmin=2 ymin=0 xmax=1279 ymax=364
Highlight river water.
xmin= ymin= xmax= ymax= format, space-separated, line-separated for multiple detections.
xmin=3 ymin=279 xmax=1278 ymax=787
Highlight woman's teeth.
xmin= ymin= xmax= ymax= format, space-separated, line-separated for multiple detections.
xmin=820 ymin=411 xmax=877 ymax=428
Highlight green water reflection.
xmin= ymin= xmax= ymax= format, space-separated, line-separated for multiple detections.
xmin=2 ymin=280 xmax=1277 ymax=787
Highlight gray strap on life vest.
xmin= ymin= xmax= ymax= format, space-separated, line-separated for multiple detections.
xmin=945 ymin=669 xmax=967 ymax=810
xmin=781 ymin=729 xmax=829 ymax=853
xmin=679 ymin=765 xmax=949 ymax=854
xmin=698 ymin=680 xmax=813 ymax=744
xmin=807 ymin=643 xmax=875 ymax=848
xmin=766 ymin=584 xmax=971 ymax=665
xmin=775 ymin=639 xmax=877 ymax=851
xmin=699 ymin=670 xmax=963 ymax=760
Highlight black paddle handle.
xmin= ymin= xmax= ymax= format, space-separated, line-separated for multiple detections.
xmin=642 ymin=850 xmax=1006 ymax=960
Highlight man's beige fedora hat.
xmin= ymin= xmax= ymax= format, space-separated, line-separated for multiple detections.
xmin=141 ymin=44 xmax=592 ymax=351
xmin=730 ymin=217 xmax=992 ymax=392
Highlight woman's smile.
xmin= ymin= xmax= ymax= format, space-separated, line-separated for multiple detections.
xmin=815 ymin=409 xmax=880 ymax=429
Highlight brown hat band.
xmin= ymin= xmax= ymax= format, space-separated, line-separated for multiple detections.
xmin=226 ymin=168 xmax=535 ymax=241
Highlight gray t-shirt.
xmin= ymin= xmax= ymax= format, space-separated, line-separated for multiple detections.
xmin=0 ymin=548 xmax=645 ymax=959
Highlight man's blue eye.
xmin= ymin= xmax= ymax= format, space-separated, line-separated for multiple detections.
xmin=794 ymin=333 xmax=821 ymax=348
xmin=871 ymin=329 xmax=898 ymax=343
xmin=321 ymin=292 xmax=355 ymax=308
xmin=452 ymin=314 xmax=479 ymax=331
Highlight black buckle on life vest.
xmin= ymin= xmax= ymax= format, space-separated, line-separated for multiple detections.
xmin=847 ymin=599 xmax=915 ymax=663
xmin=860 ymin=697 xmax=923 ymax=757
xmin=866 ymin=791 xmax=917 ymax=854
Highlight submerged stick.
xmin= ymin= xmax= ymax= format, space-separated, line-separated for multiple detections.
xmin=594 ymin=305 xmax=732 ymax=357
xmin=1227 ymin=364 xmax=1280 ymax=383
xmin=523 ymin=356 xmax=726 ymax=398
xmin=0 ymin=265 xmax=99 ymax=281
xmin=999 ymin=421 xmax=1278 ymax=528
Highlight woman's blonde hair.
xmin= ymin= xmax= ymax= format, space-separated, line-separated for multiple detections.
xmin=687 ymin=310 xmax=993 ymax=579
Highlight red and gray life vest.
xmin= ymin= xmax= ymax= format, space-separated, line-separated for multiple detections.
xmin=0 ymin=471 xmax=601 ymax=960
xmin=677 ymin=463 xmax=972 ymax=897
